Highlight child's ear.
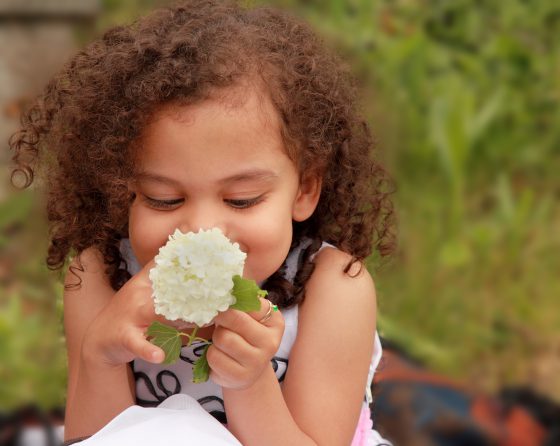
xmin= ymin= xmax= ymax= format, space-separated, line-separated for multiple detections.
xmin=292 ymin=174 xmax=322 ymax=222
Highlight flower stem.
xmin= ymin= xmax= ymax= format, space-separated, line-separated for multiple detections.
xmin=187 ymin=326 xmax=199 ymax=347
xmin=178 ymin=328 xmax=207 ymax=345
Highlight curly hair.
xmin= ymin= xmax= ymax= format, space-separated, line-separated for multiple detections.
xmin=10 ymin=0 xmax=395 ymax=307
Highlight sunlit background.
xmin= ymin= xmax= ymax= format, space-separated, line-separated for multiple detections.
xmin=1 ymin=0 xmax=559 ymax=438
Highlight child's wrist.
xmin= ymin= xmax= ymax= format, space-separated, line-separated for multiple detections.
xmin=80 ymin=352 xmax=129 ymax=374
xmin=80 ymin=338 xmax=122 ymax=370
xmin=226 ymin=362 xmax=276 ymax=395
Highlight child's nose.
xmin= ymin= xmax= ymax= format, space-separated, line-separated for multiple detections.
xmin=178 ymin=205 xmax=227 ymax=236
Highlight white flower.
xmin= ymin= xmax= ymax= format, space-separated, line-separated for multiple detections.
xmin=149 ymin=228 xmax=246 ymax=326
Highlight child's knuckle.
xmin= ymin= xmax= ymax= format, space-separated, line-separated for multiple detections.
xmin=209 ymin=371 xmax=222 ymax=386
xmin=264 ymin=338 xmax=278 ymax=356
xmin=205 ymin=345 xmax=218 ymax=366
xmin=121 ymin=331 xmax=133 ymax=352
xmin=220 ymin=331 xmax=236 ymax=351
xmin=213 ymin=329 xmax=227 ymax=348
xmin=230 ymin=310 xmax=247 ymax=327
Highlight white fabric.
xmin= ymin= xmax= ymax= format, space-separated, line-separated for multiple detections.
xmin=79 ymin=394 xmax=241 ymax=446
xmin=367 ymin=333 xmax=383 ymax=405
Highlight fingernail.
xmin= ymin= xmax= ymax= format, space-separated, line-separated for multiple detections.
xmin=272 ymin=304 xmax=279 ymax=312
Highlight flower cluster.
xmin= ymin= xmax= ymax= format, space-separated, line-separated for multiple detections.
xmin=149 ymin=228 xmax=246 ymax=326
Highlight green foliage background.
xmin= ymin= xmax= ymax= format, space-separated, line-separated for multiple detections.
xmin=1 ymin=0 xmax=558 ymax=410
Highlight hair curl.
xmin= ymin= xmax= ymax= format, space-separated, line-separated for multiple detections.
xmin=10 ymin=0 xmax=395 ymax=306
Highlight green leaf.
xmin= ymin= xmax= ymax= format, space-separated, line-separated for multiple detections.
xmin=229 ymin=275 xmax=267 ymax=312
xmin=192 ymin=343 xmax=211 ymax=383
xmin=146 ymin=321 xmax=182 ymax=365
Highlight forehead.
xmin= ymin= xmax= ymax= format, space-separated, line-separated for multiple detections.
xmin=132 ymin=85 xmax=298 ymax=183
xmin=151 ymin=83 xmax=281 ymax=137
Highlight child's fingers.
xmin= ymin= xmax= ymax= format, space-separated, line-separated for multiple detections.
xmin=212 ymin=326 xmax=259 ymax=365
xmin=123 ymin=328 xmax=163 ymax=364
xmin=206 ymin=344 xmax=245 ymax=383
xmin=214 ymin=310 xmax=260 ymax=346
xmin=138 ymin=301 xmax=157 ymax=323
xmin=214 ymin=307 xmax=284 ymax=352
xmin=132 ymin=259 xmax=157 ymax=286
xmin=209 ymin=367 xmax=227 ymax=388
xmin=246 ymin=298 xmax=278 ymax=325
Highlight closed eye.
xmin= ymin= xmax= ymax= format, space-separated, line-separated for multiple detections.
xmin=143 ymin=196 xmax=184 ymax=209
xmin=224 ymin=196 xmax=264 ymax=209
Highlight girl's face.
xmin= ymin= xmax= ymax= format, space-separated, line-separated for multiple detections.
xmin=128 ymin=89 xmax=320 ymax=283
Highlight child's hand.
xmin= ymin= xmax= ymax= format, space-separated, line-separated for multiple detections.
xmin=208 ymin=298 xmax=284 ymax=390
xmin=81 ymin=260 xmax=165 ymax=367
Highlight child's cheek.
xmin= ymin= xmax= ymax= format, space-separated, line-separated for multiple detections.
xmin=242 ymin=216 xmax=293 ymax=284
xmin=128 ymin=206 xmax=172 ymax=267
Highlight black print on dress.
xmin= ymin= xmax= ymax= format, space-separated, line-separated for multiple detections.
xmin=198 ymin=396 xmax=227 ymax=424
xmin=179 ymin=341 xmax=208 ymax=364
xmin=157 ymin=370 xmax=181 ymax=397
xmin=134 ymin=370 xmax=181 ymax=407
xmin=271 ymin=356 xmax=288 ymax=382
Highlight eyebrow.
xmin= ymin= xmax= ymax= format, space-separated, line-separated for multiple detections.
xmin=135 ymin=169 xmax=278 ymax=186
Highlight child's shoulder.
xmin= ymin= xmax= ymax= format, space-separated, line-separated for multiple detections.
xmin=313 ymin=245 xmax=370 ymax=272
xmin=63 ymin=247 xmax=115 ymax=305
xmin=299 ymin=246 xmax=376 ymax=329
xmin=311 ymin=246 xmax=376 ymax=300
xmin=64 ymin=247 xmax=109 ymax=288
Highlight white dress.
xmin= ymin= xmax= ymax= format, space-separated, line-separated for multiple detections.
xmin=120 ymin=238 xmax=392 ymax=446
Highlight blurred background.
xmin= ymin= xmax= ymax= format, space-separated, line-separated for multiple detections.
xmin=1 ymin=0 xmax=559 ymax=441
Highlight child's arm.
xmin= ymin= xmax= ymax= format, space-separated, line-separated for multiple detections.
xmin=63 ymin=248 xmax=164 ymax=441
xmin=218 ymin=247 xmax=376 ymax=445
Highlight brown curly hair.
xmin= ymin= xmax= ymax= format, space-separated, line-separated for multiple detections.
xmin=10 ymin=0 xmax=395 ymax=307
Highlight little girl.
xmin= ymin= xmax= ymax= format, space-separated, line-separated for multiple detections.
xmin=10 ymin=1 xmax=394 ymax=444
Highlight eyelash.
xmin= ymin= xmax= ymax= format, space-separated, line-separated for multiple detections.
xmin=224 ymin=196 xmax=264 ymax=209
xmin=142 ymin=195 xmax=263 ymax=210
xmin=143 ymin=197 xmax=184 ymax=209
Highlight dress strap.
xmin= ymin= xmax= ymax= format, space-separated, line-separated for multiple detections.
xmin=120 ymin=238 xmax=141 ymax=275
xmin=283 ymin=239 xmax=334 ymax=284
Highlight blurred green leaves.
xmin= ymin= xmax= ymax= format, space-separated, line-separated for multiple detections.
xmin=0 ymin=191 xmax=32 ymax=249
xmin=0 ymin=289 xmax=66 ymax=410
xmin=277 ymin=0 xmax=560 ymax=395
xmin=1 ymin=0 xmax=559 ymax=410
xmin=0 ymin=192 xmax=66 ymax=410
